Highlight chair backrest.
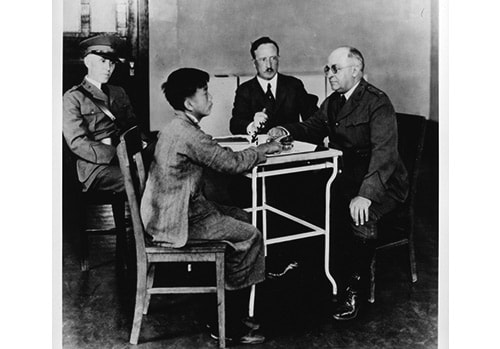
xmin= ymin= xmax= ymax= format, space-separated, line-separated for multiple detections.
xmin=117 ymin=126 xmax=149 ymax=262
xmin=396 ymin=113 xmax=427 ymax=206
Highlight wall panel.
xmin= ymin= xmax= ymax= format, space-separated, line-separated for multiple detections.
xmin=149 ymin=0 xmax=435 ymax=131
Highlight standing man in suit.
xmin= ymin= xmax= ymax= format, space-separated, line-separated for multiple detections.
xmin=63 ymin=34 xmax=138 ymax=193
xmin=268 ymin=46 xmax=409 ymax=320
xmin=230 ymin=36 xmax=319 ymax=136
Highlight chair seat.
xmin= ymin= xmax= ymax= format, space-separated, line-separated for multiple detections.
xmin=145 ymin=242 xmax=227 ymax=254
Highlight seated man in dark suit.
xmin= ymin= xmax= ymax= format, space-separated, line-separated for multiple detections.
xmin=63 ymin=34 xmax=141 ymax=193
xmin=229 ymin=36 xmax=319 ymax=136
xmin=268 ymin=46 xmax=409 ymax=321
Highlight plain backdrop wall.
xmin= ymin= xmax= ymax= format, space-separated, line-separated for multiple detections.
xmin=149 ymin=0 xmax=436 ymax=132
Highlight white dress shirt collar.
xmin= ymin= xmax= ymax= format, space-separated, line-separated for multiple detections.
xmin=85 ymin=75 xmax=102 ymax=90
xmin=256 ymin=74 xmax=278 ymax=98
xmin=184 ymin=111 xmax=200 ymax=125
xmin=343 ymin=80 xmax=361 ymax=101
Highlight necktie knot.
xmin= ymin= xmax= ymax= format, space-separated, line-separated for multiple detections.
xmin=339 ymin=94 xmax=346 ymax=109
xmin=266 ymin=83 xmax=274 ymax=101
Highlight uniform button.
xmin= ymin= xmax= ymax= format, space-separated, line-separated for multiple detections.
xmin=335 ymin=122 xmax=339 ymax=126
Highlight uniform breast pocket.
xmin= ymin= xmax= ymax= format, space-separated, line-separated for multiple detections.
xmin=344 ymin=113 xmax=371 ymax=144
xmin=81 ymin=110 xmax=104 ymax=132
xmin=345 ymin=112 xmax=370 ymax=127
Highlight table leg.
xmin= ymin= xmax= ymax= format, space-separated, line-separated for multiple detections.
xmin=324 ymin=157 xmax=339 ymax=295
xmin=262 ymin=170 xmax=268 ymax=256
xmin=249 ymin=166 xmax=258 ymax=317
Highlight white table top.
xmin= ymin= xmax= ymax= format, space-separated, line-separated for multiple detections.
xmin=216 ymin=134 xmax=342 ymax=166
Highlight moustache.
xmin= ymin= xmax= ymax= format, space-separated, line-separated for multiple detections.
xmin=266 ymin=68 xmax=274 ymax=72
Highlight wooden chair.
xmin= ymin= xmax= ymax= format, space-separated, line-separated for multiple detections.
xmin=368 ymin=113 xmax=427 ymax=303
xmin=117 ymin=126 xmax=227 ymax=348
xmin=63 ymin=137 xmax=128 ymax=272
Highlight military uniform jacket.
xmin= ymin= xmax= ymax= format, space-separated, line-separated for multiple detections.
xmin=140 ymin=111 xmax=266 ymax=247
xmin=284 ymin=78 xmax=408 ymax=204
xmin=229 ymin=73 xmax=319 ymax=134
xmin=63 ymin=78 xmax=137 ymax=188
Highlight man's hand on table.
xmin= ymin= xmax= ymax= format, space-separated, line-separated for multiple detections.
xmin=255 ymin=140 xmax=282 ymax=157
xmin=349 ymin=196 xmax=372 ymax=226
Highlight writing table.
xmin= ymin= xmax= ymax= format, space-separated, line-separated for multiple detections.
xmin=217 ymin=135 xmax=343 ymax=316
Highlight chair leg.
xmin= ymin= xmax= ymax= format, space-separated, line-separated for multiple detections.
xmin=143 ymin=263 xmax=155 ymax=315
xmin=112 ymin=198 xmax=127 ymax=271
xmin=408 ymin=215 xmax=418 ymax=283
xmin=79 ymin=207 xmax=89 ymax=271
xmin=408 ymin=237 xmax=418 ymax=283
xmin=215 ymin=252 xmax=226 ymax=348
xmin=130 ymin=263 xmax=147 ymax=345
xmin=80 ymin=228 xmax=89 ymax=271
xmin=368 ymin=252 xmax=376 ymax=303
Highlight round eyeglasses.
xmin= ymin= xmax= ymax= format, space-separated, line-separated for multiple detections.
xmin=323 ymin=64 xmax=355 ymax=75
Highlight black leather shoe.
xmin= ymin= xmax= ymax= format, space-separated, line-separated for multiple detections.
xmin=242 ymin=316 xmax=260 ymax=330
xmin=332 ymin=274 xmax=363 ymax=321
xmin=206 ymin=316 xmax=260 ymax=332
xmin=210 ymin=328 xmax=265 ymax=345
xmin=332 ymin=287 xmax=360 ymax=321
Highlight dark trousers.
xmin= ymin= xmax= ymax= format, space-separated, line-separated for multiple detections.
xmin=86 ymin=165 xmax=125 ymax=193
xmin=331 ymin=181 xmax=400 ymax=291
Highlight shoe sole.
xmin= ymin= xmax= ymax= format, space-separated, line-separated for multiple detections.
xmin=332 ymin=309 xmax=359 ymax=321
xmin=210 ymin=332 xmax=265 ymax=345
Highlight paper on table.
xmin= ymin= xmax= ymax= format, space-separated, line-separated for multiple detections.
xmin=217 ymin=134 xmax=318 ymax=156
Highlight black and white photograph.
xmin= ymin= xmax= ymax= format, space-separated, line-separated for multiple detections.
xmin=3 ymin=0 xmax=494 ymax=347
xmin=56 ymin=0 xmax=443 ymax=348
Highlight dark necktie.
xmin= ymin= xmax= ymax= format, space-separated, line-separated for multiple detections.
xmin=264 ymin=82 xmax=275 ymax=114
xmin=266 ymin=83 xmax=275 ymax=103
xmin=339 ymin=94 xmax=346 ymax=110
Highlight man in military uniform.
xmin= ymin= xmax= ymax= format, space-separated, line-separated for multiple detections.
xmin=268 ymin=46 xmax=409 ymax=320
xmin=63 ymin=34 xmax=138 ymax=193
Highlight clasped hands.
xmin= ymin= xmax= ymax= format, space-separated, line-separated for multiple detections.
xmin=248 ymin=110 xmax=269 ymax=135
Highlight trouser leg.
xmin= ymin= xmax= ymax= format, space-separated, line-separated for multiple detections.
xmin=348 ymin=197 xmax=399 ymax=290
xmin=86 ymin=165 xmax=125 ymax=193
xmin=188 ymin=202 xmax=266 ymax=291
xmin=333 ymin=196 xmax=399 ymax=321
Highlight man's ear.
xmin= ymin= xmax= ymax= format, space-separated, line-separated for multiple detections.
xmin=184 ymin=97 xmax=193 ymax=112
xmin=352 ymin=65 xmax=362 ymax=78
xmin=83 ymin=55 xmax=91 ymax=69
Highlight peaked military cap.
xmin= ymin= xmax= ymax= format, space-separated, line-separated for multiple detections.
xmin=80 ymin=34 xmax=123 ymax=62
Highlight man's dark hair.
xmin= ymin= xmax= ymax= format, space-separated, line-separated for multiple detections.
xmin=250 ymin=36 xmax=280 ymax=59
xmin=161 ymin=68 xmax=210 ymax=111
xmin=347 ymin=47 xmax=365 ymax=72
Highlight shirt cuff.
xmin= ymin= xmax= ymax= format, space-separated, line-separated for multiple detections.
xmin=246 ymin=122 xmax=255 ymax=135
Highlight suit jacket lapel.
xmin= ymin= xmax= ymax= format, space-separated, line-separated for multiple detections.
xmin=273 ymin=74 xmax=286 ymax=112
xmin=336 ymin=79 xmax=366 ymax=121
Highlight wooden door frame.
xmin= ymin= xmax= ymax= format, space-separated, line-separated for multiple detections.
xmin=129 ymin=0 xmax=150 ymax=132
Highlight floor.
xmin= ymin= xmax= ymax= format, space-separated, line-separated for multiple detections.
xmin=61 ymin=121 xmax=438 ymax=349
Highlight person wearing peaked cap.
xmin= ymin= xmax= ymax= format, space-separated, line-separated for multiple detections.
xmin=79 ymin=34 xmax=123 ymax=62
xmin=63 ymin=34 xmax=143 ymax=194
xmin=268 ymin=46 xmax=409 ymax=321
